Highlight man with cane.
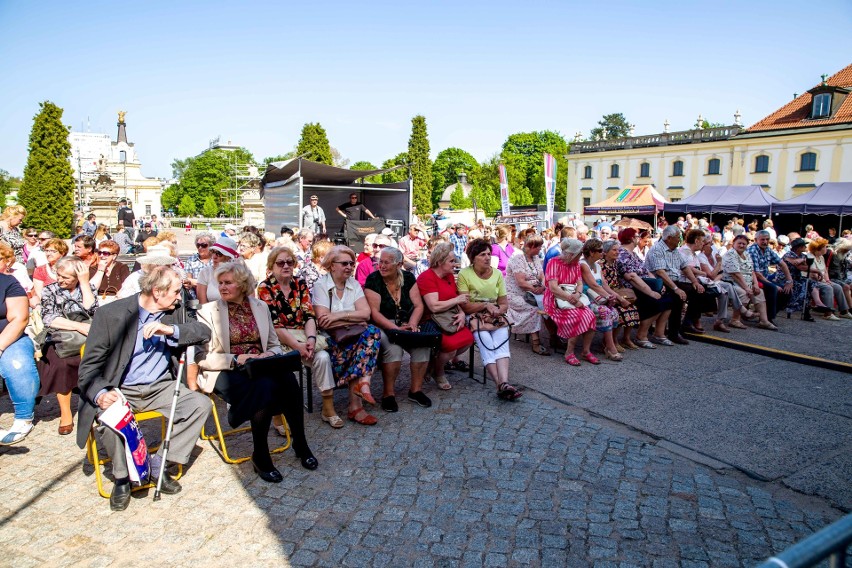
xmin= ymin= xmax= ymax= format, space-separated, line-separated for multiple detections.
xmin=77 ymin=266 xmax=211 ymax=511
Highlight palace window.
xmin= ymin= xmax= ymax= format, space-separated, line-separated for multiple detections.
xmin=583 ymin=165 xmax=592 ymax=179
xmin=754 ymin=155 xmax=769 ymax=173
xmin=812 ymin=93 xmax=831 ymax=118
xmin=800 ymin=152 xmax=817 ymax=171
xmin=639 ymin=163 xmax=650 ymax=177
xmin=672 ymin=160 xmax=683 ymax=177
xmin=582 ymin=197 xmax=591 ymax=207
xmin=707 ymin=158 xmax=720 ymax=175
xmin=610 ymin=164 xmax=619 ymax=178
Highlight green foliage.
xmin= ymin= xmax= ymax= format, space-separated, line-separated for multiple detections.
xmin=161 ymin=184 xmax=180 ymax=213
xmin=162 ymin=147 xmax=255 ymax=216
xmin=350 ymin=161 xmax=382 ymax=184
xmin=296 ymin=123 xmax=333 ymax=165
xmin=449 ymin=182 xmax=471 ymax=210
xmin=432 ymin=148 xmax=480 ymax=208
xmin=178 ymin=195 xmax=197 ymax=217
xmin=202 ymin=195 xmax=219 ymax=218
xmin=468 ymin=154 xmax=502 ymax=215
xmin=407 ymin=115 xmax=432 ymax=216
xmin=0 ymin=169 xmax=21 ymax=209
xmin=262 ymin=152 xmax=295 ymax=165
xmin=381 ymin=152 xmax=410 ymax=184
xmin=701 ymin=119 xmax=726 ymax=129
xmin=590 ymin=113 xmax=632 ymax=141
xmin=17 ymin=101 xmax=75 ymax=237
xmin=500 ymin=131 xmax=567 ymax=207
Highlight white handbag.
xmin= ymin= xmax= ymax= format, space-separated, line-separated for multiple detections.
xmin=555 ymin=284 xmax=591 ymax=310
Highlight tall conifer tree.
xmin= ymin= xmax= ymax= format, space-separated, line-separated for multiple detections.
xmin=18 ymin=101 xmax=75 ymax=237
xmin=296 ymin=123 xmax=333 ymax=165
xmin=407 ymin=115 xmax=432 ymax=216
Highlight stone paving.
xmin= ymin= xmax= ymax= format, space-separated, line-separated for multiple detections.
xmin=0 ymin=364 xmax=845 ymax=567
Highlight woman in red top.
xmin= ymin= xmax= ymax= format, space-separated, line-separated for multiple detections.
xmin=416 ymin=242 xmax=473 ymax=390
xmin=32 ymin=238 xmax=68 ymax=302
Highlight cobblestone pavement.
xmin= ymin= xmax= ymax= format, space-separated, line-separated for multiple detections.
xmin=0 ymin=366 xmax=845 ymax=567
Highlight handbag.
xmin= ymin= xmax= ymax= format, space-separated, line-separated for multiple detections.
xmin=641 ymin=276 xmax=665 ymax=294
xmin=612 ymin=287 xmax=637 ymax=304
xmin=328 ymin=324 xmax=367 ymax=346
xmin=386 ymin=328 xmax=442 ymax=350
xmin=555 ymin=284 xmax=591 ymax=310
xmin=431 ymin=305 xmax=462 ymax=334
xmin=47 ymin=296 xmax=93 ymax=359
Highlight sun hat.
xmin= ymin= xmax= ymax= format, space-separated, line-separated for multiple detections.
xmin=137 ymin=245 xmax=177 ymax=266
xmin=789 ymin=238 xmax=806 ymax=250
xmin=777 ymin=235 xmax=790 ymax=245
xmin=210 ymin=236 xmax=239 ymax=259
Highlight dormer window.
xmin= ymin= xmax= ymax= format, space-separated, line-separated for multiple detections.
xmin=812 ymin=93 xmax=831 ymax=118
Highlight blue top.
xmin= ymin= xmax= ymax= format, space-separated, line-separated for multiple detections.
xmin=542 ymin=243 xmax=561 ymax=273
xmin=120 ymin=306 xmax=180 ymax=387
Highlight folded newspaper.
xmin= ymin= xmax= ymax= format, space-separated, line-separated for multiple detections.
xmin=97 ymin=389 xmax=151 ymax=485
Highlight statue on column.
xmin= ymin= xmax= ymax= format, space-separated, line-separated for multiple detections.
xmin=118 ymin=110 xmax=126 ymax=124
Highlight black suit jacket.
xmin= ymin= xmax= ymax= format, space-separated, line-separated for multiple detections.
xmin=75 ymin=295 xmax=211 ymax=448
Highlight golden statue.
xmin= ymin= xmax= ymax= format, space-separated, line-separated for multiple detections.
xmin=118 ymin=110 xmax=126 ymax=123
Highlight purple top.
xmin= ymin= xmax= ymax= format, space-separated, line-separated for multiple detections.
xmin=491 ymin=243 xmax=515 ymax=275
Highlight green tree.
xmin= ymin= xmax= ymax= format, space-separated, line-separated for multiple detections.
xmin=701 ymin=119 xmax=726 ymax=129
xmin=381 ymin=152 xmax=410 ymax=184
xmin=432 ymin=148 xmax=480 ymax=208
xmin=590 ymin=113 xmax=633 ymax=141
xmin=178 ymin=195 xmax=197 ymax=217
xmin=262 ymin=152 xmax=296 ymax=165
xmin=296 ymin=123 xmax=333 ymax=165
xmin=0 ymin=169 xmax=21 ymax=209
xmin=350 ymin=161 xmax=382 ymax=184
xmin=202 ymin=195 xmax=219 ymax=217
xmin=500 ymin=131 xmax=567 ymax=207
xmin=18 ymin=101 xmax=75 ymax=237
xmin=449 ymin=182 xmax=471 ymax=209
xmin=407 ymin=115 xmax=432 ymax=215
xmin=160 ymin=184 xmax=181 ymax=213
xmin=164 ymin=147 xmax=256 ymax=216
xmin=468 ymin=154 xmax=502 ymax=216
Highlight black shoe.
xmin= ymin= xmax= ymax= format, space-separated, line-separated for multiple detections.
xmin=151 ymin=469 xmax=182 ymax=495
xmin=381 ymin=395 xmax=399 ymax=413
xmin=669 ymin=335 xmax=690 ymax=345
xmin=407 ymin=390 xmax=432 ymax=408
xmin=110 ymin=479 xmax=132 ymax=511
xmin=681 ymin=323 xmax=704 ymax=334
xmin=295 ymin=449 xmax=319 ymax=470
xmin=251 ymin=458 xmax=283 ymax=483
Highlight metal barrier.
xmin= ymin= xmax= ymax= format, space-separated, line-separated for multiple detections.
xmin=756 ymin=513 xmax=852 ymax=568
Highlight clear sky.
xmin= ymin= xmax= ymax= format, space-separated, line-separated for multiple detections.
xmin=1 ymin=0 xmax=850 ymax=179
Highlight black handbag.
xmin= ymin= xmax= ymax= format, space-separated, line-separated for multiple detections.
xmin=386 ymin=328 xmax=442 ymax=351
xmin=47 ymin=297 xmax=93 ymax=359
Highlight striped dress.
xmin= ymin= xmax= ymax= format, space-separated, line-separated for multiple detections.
xmin=544 ymin=258 xmax=596 ymax=339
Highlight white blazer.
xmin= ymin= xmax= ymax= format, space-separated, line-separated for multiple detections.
xmin=195 ymin=297 xmax=284 ymax=393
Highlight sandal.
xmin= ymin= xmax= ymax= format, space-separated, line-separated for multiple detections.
xmin=634 ymin=339 xmax=656 ymax=349
xmin=728 ymin=320 xmax=747 ymax=329
xmin=321 ymin=413 xmax=344 ymax=429
xmin=356 ymin=382 xmax=376 ymax=405
xmin=450 ymin=360 xmax=469 ymax=372
xmin=621 ymin=342 xmax=639 ymax=351
xmin=582 ymin=352 xmax=601 ymax=365
xmin=564 ymin=353 xmax=581 ymax=366
xmin=605 ymin=351 xmax=623 ymax=362
xmin=614 ymin=344 xmax=625 ymax=353
xmin=434 ymin=375 xmax=452 ymax=390
xmin=347 ymin=408 xmax=377 ymax=426
xmin=497 ymin=383 xmax=523 ymax=401
xmin=532 ymin=344 xmax=552 ymax=356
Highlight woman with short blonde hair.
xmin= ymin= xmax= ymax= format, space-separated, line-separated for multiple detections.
xmin=0 ymin=205 xmax=27 ymax=263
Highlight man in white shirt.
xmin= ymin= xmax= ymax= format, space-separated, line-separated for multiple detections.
xmin=301 ymin=195 xmax=326 ymax=234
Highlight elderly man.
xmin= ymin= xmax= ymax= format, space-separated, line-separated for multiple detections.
xmin=73 ymin=235 xmax=99 ymax=268
xmin=301 ymin=195 xmax=326 ymax=234
xmin=748 ymin=230 xmax=793 ymax=322
xmin=644 ymin=225 xmax=692 ymax=345
xmin=448 ymin=224 xmax=469 ymax=262
xmin=76 ymin=266 xmax=212 ymax=511
xmin=398 ymin=224 xmax=426 ymax=270
xmin=294 ymin=227 xmax=314 ymax=267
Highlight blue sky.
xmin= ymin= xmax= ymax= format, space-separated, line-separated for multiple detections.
xmin=1 ymin=0 xmax=850 ymax=179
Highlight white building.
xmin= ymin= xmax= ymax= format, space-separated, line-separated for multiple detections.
xmin=69 ymin=112 xmax=162 ymax=224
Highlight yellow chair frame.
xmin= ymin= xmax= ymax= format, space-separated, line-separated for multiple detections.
xmin=200 ymin=393 xmax=291 ymax=464
xmin=85 ymin=410 xmax=183 ymax=499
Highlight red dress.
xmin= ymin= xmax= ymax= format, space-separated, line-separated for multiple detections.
xmin=416 ymin=268 xmax=474 ymax=353
xmin=543 ymin=258 xmax=596 ymax=339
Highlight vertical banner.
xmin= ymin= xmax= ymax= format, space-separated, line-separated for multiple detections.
xmin=498 ymin=163 xmax=510 ymax=215
xmin=544 ymin=153 xmax=557 ymax=225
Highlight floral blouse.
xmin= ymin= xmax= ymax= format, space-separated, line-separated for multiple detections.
xmin=41 ymin=282 xmax=99 ymax=327
xmin=0 ymin=227 xmax=26 ymax=264
xmin=227 ymin=300 xmax=262 ymax=355
xmin=256 ymin=275 xmax=316 ymax=330
xmin=615 ymin=248 xmax=652 ymax=289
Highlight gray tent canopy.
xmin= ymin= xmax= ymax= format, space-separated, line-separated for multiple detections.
xmin=260 ymin=158 xmax=407 ymax=193
xmin=664 ymin=185 xmax=778 ymax=215
xmin=772 ymin=182 xmax=852 ymax=215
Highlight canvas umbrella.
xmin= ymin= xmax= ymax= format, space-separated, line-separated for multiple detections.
xmin=614 ymin=217 xmax=653 ymax=230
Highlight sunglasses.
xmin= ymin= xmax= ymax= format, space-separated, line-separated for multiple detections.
xmin=274 ymin=260 xmax=296 ymax=267
xmin=44 ymin=249 xmax=60 ymax=254
xmin=373 ymin=244 xmax=388 ymax=249
xmin=26 ymin=234 xmax=38 ymax=238
xmin=196 ymin=243 xmax=209 ymax=248
xmin=98 ymin=251 xmax=113 ymax=256
xmin=211 ymin=250 xmax=226 ymax=257
xmin=333 ymin=261 xmax=356 ymax=267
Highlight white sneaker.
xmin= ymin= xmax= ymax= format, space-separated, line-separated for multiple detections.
xmin=825 ymin=314 xmax=841 ymax=321
xmin=0 ymin=420 xmax=34 ymax=445
xmin=839 ymin=312 xmax=852 ymax=320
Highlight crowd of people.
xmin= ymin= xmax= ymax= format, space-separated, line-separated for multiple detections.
xmin=1 ymin=202 xmax=850 ymax=511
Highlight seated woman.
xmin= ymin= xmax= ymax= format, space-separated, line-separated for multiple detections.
xmin=89 ymin=240 xmax=130 ymax=300
xmin=457 ymin=238 xmax=522 ymax=400
xmin=808 ymin=238 xmax=850 ymax=321
xmin=490 ymin=226 xmax=515 ymax=276
xmin=32 ymin=238 xmax=68 ymax=302
xmin=364 ymin=246 xmax=433 ymax=411
xmin=544 ymin=238 xmax=597 ymax=366
xmin=721 ymin=235 xmax=777 ymax=330
xmin=416 ymin=242 xmax=475 ymax=390
xmin=312 ymin=246 xmax=382 ymax=426
xmin=0 ymin=244 xmax=41 ymax=445
xmin=579 ymin=239 xmax=624 ymax=362
xmin=195 ymin=262 xmax=317 ymax=481
xmin=612 ymin=229 xmax=671 ymax=348
xmin=300 ymin=239 xmax=333 ymax=291
xmin=827 ymin=238 xmax=852 ymax=316
xmin=679 ymin=229 xmax=731 ymax=333
xmin=696 ymin=233 xmax=746 ymax=332
xmin=37 ymin=256 xmax=98 ymax=435
xmin=505 ymin=233 xmax=551 ymax=356
xmin=257 ymin=246 xmax=340 ymax=429
xmin=238 ymin=232 xmax=268 ymax=285
xmin=778 ymin=238 xmax=814 ymax=318
xmin=197 ymin=236 xmax=239 ymax=304
xmin=600 ymin=239 xmax=640 ymax=350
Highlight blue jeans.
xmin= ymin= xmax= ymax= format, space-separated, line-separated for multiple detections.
xmin=0 ymin=335 xmax=40 ymax=420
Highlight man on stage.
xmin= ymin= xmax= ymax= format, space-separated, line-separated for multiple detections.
xmin=336 ymin=192 xmax=376 ymax=222
xmin=301 ymin=195 xmax=326 ymax=234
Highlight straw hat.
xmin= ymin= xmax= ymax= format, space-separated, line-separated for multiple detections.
xmin=138 ymin=245 xmax=177 ymax=266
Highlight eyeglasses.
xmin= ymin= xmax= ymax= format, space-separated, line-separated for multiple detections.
xmin=274 ymin=260 xmax=296 ymax=267
xmin=44 ymin=249 xmax=60 ymax=254
xmin=196 ymin=243 xmax=209 ymax=248
xmin=333 ymin=261 xmax=356 ymax=267
xmin=98 ymin=251 xmax=113 ymax=256
xmin=39 ymin=237 xmax=51 ymax=241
